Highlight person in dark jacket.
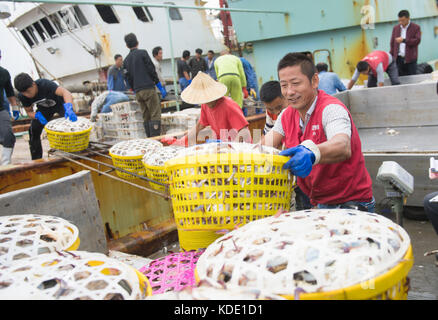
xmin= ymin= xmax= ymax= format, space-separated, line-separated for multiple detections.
xmin=188 ymin=48 xmax=207 ymax=79
xmin=390 ymin=10 xmax=421 ymax=76
xmin=14 ymin=73 xmax=76 ymax=160
xmin=123 ymin=33 xmax=166 ymax=137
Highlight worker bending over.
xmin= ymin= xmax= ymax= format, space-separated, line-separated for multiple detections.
xmin=214 ymin=48 xmax=247 ymax=111
xmin=164 ymin=72 xmax=251 ymax=146
xmin=14 ymin=73 xmax=76 ymax=160
xmin=262 ymin=53 xmax=374 ymax=212
xmin=347 ymin=50 xmax=400 ymax=89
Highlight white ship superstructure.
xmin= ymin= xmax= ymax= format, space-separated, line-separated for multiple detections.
xmin=6 ymin=1 xmax=225 ymax=87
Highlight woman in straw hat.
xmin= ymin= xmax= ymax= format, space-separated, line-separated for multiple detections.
xmin=164 ymin=72 xmax=251 ymax=146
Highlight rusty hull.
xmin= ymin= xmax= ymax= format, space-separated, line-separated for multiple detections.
xmin=0 ymin=114 xmax=266 ymax=255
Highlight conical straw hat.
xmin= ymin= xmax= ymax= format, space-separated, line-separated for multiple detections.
xmin=181 ymin=72 xmax=227 ymax=104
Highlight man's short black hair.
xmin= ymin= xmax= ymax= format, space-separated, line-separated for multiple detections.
xmin=357 ymin=61 xmax=370 ymax=73
xmin=208 ymin=50 xmax=214 ymax=55
xmin=398 ymin=10 xmax=410 ymax=18
xmin=124 ymin=33 xmax=138 ymax=49
xmin=277 ymin=52 xmax=317 ymax=82
xmin=260 ymin=81 xmax=282 ymax=103
xmin=152 ymin=46 xmax=162 ymax=57
xmin=114 ymin=54 xmax=122 ymax=60
xmin=14 ymin=73 xmax=34 ymax=92
xmin=182 ymin=50 xmax=190 ymax=59
xmin=316 ymin=62 xmax=328 ymax=73
xmin=195 ymin=48 xmax=203 ymax=55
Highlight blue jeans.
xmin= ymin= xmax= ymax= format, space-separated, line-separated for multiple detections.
xmin=101 ymin=91 xmax=129 ymax=113
xmin=179 ymin=77 xmax=190 ymax=92
xmin=317 ymin=196 xmax=376 ymax=213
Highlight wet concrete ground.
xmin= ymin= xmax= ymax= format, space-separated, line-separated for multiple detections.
xmin=400 ymin=217 xmax=438 ymax=299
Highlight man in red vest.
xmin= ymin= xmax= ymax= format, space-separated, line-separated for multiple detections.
xmin=262 ymin=52 xmax=374 ymax=212
xmin=347 ymin=50 xmax=400 ymax=89
xmin=390 ymin=10 xmax=421 ymax=76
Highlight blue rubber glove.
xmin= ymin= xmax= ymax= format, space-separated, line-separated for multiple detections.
xmin=156 ymin=82 xmax=167 ymax=99
xmin=188 ymin=79 xmax=192 ymax=85
xmin=35 ymin=111 xmax=48 ymax=125
xmin=206 ymin=139 xmax=221 ymax=143
xmin=12 ymin=110 xmax=20 ymax=121
xmin=279 ymin=145 xmax=316 ymax=178
xmin=64 ymin=102 xmax=77 ymax=122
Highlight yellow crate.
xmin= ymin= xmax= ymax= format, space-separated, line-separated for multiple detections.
xmin=165 ymin=152 xmax=294 ymax=251
xmin=109 ymin=153 xmax=146 ymax=180
xmin=194 ymin=245 xmax=414 ymax=300
xmin=45 ymin=127 xmax=92 ymax=152
xmin=143 ymin=162 xmax=169 ymax=192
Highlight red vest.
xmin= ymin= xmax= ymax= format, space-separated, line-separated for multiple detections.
xmin=281 ymin=90 xmax=373 ymax=205
xmin=362 ymin=51 xmax=389 ymax=77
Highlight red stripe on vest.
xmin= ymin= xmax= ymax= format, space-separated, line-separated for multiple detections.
xmin=362 ymin=51 xmax=389 ymax=77
xmin=281 ymin=90 xmax=373 ymax=205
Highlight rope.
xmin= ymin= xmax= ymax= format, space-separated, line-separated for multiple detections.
xmin=52 ymin=151 xmax=171 ymax=200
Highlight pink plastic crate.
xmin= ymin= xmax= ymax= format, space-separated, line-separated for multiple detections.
xmin=139 ymin=250 xmax=204 ymax=295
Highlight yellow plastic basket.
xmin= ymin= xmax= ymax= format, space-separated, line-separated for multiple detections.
xmin=143 ymin=162 xmax=169 ymax=192
xmin=165 ymin=152 xmax=294 ymax=251
xmin=194 ymin=245 xmax=414 ymax=300
xmin=109 ymin=153 xmax=147 ymax=180
xmin=45 ymin=127 xmax=92 ymax=152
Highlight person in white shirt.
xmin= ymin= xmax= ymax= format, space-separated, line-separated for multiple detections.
xmin=390 ymin=10 xmax=421 ymax=76
xmin=152 ymin=46 xmax=166 ymax=100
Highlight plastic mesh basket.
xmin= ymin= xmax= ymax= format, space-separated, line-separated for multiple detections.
xmin=0 ymin=214 xmax=80 ymax=266
xmin=0 ymin=250 xmax=152 ymax=300
xmin=109 ymin=154 xmax=146 ymax=179
xmin=143 ymin=163 xmax=168 ymax=192
xmin=139 ymin=250 xmax=204 ymax=295
xmin=45 ymin=127 xmax=92 ymax=152
xmin=194 ymin=209 xmax=414 ymax=300
xmin=165 ymin=152 xmax=294 ymax=250
xmin=109 ymin=139 xmax=162 ymax=180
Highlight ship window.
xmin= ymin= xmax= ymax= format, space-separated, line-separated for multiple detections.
xmin=95 ymin=5 xmax=119 ymax=24
xmin=164 ymin=2 xmax=183 ymax=20
xmin=20 ymin=29 xmax=35 ymax=48
xmin=32 ymin=21 xmax=49 ymax=42
xmin=133 ymin=7 xmax=153 ymax=22
xmin=25 ymin=26 xmax=39 ymax=45
xmin=58 ymin=8 xmax=79 ymax=30
xmin=72 ymin=5 xmax=89 ymax=26
xmin=50 ymin=13 xmax=66 ymax=34
xmin=40 ymin=17 xmax=58 ymax=39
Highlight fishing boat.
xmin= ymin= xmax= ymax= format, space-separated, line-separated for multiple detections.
xmin=5 ymin=0 xmax=226 ymax=88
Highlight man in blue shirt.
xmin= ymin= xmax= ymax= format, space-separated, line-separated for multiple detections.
xmin=205 ymin=50 xmax=217 ymax=80
xmin=316 ymin=63 xmax=346 ymax=95
xmin=239 ymin=57 xmax=262 ymax=115
xmin=107 ymin=54 xmax=129 ymax=92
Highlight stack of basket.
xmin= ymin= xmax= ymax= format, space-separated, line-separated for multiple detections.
xmin=161 ymin=108 xmax=200 ymax=135
xmin=99 ymin=101 xmax=146 ymax=140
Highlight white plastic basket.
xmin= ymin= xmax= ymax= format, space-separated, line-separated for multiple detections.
xmin=113 ymin=121 xmax=144 ymax=131
xmin=113 ymin=111 xmax=143 ymax=123
xmin=106 ymin=128 xmax=146 ymax=140
xmin=111 ymin=101 xmax=141 ymax=113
